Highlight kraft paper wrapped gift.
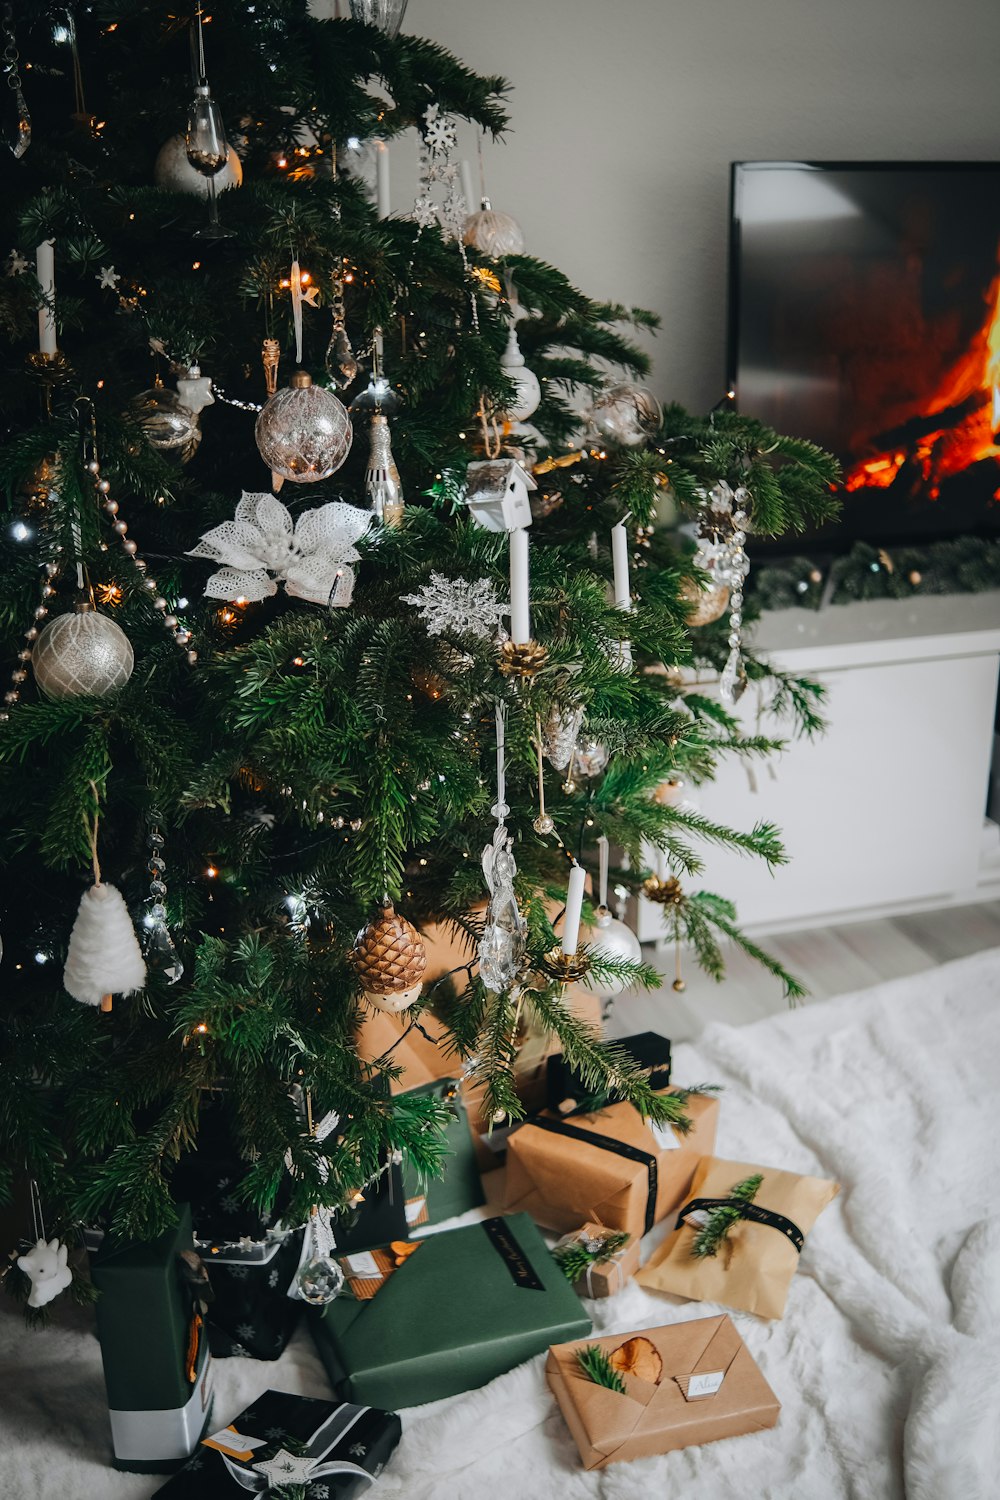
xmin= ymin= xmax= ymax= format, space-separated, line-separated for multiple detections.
xmin=504 ymin=1087 xmax=719 ymax=1240
xmin=152 ymin=1388 xmax=401 ymax=1498
xmin=310 ymin=1213 xmax=591 ymax=1408
xmin=546 ymin=1314 xmax=780 ymax=1468
xmin=554 ymin=1222 xmax=641 ymax=1299
xmin=635 ymin=1156 xmax=840 ymax=1320
xmin=90 ymin=1204 xmax=215 ymax=1472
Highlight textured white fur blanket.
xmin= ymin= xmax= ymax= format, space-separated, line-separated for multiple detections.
xmin=2 ymin=948 xmax=999 ymax=1500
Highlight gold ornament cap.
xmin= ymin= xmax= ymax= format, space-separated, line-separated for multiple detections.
xmin=290 ymin=370 xmax=313 ymax=389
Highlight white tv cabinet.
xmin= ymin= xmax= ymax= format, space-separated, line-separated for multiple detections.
xmin=637 ymin=590 xmax=1000 ymax=939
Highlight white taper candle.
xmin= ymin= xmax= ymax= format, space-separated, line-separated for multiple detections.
xmin=509 ymin=526 xmax=530 ymax=644
xmin=562 ymin=862 xmax=587 ymax=957
xmin=460 ymin=158 xmax=475 ymax=215
xmin=375 ymin=139 xmax=391 ymax=219
xmin=611 ymin=520 xmax=631 ymax=611
xmin=36 ymin=240 xmax=57 ymax=356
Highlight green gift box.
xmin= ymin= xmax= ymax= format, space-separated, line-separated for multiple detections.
xmin=90 ymin=1204 xmax=215 ymax=1472
xmin=402 ymin=1078 xmax=486 ymax=1227
xmin=311 ymin=1213 xmax=591 ymax=1408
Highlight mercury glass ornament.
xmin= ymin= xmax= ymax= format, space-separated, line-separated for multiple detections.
xmin=154 ymin=133 xmax=243 ymax=197
xmin=586 ymin=383 xmax=662 ymax=449
xmin=349 ymin=0 xmax=409 ymax=36
xmin=463 ymin=201 xmax=525 ymax=258
xmin=133 ymin=385 xmax=201 ymax=464
xmin=588 ymin=914 xmax=642 ymax=999
xmin=680 ymin=576 xmax=730 ymax=627
xmin=296 ymin=1254 xmax=345 ymax=1306
xmin=255 ymin=372 xmax=352 ymax=483
xmin=573 ymin=735 xmax=609 ymax=779
xmin=32 ymin=605 xmax=134 ymax=701
xmin=363 ymin=412 xmax=404 ymax=525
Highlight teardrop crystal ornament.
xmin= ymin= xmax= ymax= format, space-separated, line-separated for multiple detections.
xmin=143 ymin=919 xmax=184 ymax=984
xmin=326 ymin=328 xmax=359 ymax=390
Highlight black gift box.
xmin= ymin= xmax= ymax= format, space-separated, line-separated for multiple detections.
xmin=172 ymin=1096 xmax=290 ymax=1246
xmin=545 ymin=1031 xmax=672 ymax=1113
xmin=153 ymin=1389 xmax=401 ymax=1499
xmin=332 ymin=1152 xmax=408 ymax=1253
xmin=204 ymin=1230 xmax=303 ymax=1360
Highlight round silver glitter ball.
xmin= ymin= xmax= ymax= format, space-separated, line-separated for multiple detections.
xmin=31 ymin=610 xmax=134 ymax=701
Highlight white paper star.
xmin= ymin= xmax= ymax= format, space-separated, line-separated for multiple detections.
xmin=253 ymin=1450 xmax=320 ymax=1486
xmin=176 ymin=373 xmax=215 ymax=415
xmin=188 ymin=491 xmax=372 ymax=608
xmin=96 ymin=265 xmax=121 ymax=290
xmin=5 ymin=249 xmax=28 ymax=277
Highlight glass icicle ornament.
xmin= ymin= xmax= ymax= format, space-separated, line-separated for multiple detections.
xmin=363 ymin=412 xmax=404 ymax=526
xmin=3 ymin=6 xmax=30 ymax=160
xmin=141 ymin=821 xmax=183 ymax=984
xmin=478 ymin=705 xmax=527 ymax=992
xmin=255 ymin=372 xmax=353 ymax=485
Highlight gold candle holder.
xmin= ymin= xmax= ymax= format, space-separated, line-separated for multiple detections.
xmin=539 ymin=948 xmax=592 ymax=984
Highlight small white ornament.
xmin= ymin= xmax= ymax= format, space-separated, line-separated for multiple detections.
xmin=6 ymin=249 xmax=29 ymax=276
xmin=63 ymin=882 xmax=146 ymax=1007
xmin=95 ymin=265 xmax=121 ymax=290
xmin=423 ymin=103 xmax=457 ymax=157
xmin=175 ymin=371 xmax=215 ymax=415
xmin=588 ymin=915 xmax=643 ymax=999
xmin=499 ymin=323 xmax=541 ymax=423
xmin=17 ymin=1237 xmax=73 ymax=1308
xmin=401 ymin=572 xmax=505 ymax=640
xmin=188 ymin=490 xmax=371 ymax=608
xmin=463 ymin=202 xmax=525 ymax=259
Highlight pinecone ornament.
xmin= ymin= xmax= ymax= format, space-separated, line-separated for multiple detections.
xmin=351 ymin=903 xmax=427 ymax=1013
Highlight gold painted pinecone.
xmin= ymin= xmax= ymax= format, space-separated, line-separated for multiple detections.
xmin=642 ymin=874 xmax=684 ymax=906
xmin=497 ymin=639 xmax=549 ymax=678
xmin=351 ymin=903 xmax=427 ymax=994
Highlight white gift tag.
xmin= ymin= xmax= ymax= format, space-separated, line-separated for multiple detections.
xmin=650 ymin=1120 xmax=682 ymax=1150
xmin=676 ymin=1369 xmax=726 ymax=1401
xmin=404 ymin=1197 xmax=427 ymax=1225
xmin=342 ymin=1251 xmax=380 ymax=1278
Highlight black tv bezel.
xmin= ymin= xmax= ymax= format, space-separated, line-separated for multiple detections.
xmin=726 ymin=159 xmax=1000 ymax=554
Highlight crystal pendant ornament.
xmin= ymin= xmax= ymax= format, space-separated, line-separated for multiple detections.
xmin=141 ymin=821 xmax=183 ymax=984
xmin=363 ymin=412 xmax=404 ymax=526
xmin=294 ymin=1210 xmax=344 ymax=1306
xmin=348 ymin=0 xmax=409 ymax=37
xmin=478 ymin=705 xmax=527 ymax=992
xmin=542 ymin=704 xmax=584 ymax=772
xmin=256 ymin=372 xmax=353 ymax=485
xmin=326 ymin=327 xmax=359 ymax=390
xmin=3 ymin=6 xmax=30 ymax=160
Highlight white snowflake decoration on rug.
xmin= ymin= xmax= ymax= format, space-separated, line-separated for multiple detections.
xmin=188 ymin=491 xmax=371 ymax=608
xmin=401 ymin=572 xmax=505 ymax=640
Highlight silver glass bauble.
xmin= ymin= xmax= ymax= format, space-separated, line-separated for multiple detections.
xmin=587 ymin=915 xmax=642 ymax=999
xmin=255 ymin=372 xmax=352 ymax=483
xmin=573 ymin=735 xmax=609 ymax=779
xmin=586 ymin=383 xmax=662 ymax=449
xmin=296 ymin=1254 xmax=345 ymax=1306
xmin=32 ymin=607 xmax=134 ymax=701
xmin=133 ymin=385 xmax=201 ymax=464
xmin=154 ymin=132 xmax=243 ymax=198
xmin=463 ymin=201 xmax=525 ymax=258
xmin=349 ymin=0 xmax=408 ymax=36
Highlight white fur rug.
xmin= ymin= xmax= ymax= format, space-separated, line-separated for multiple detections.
xmin=3 ymin=947 xmax=999 ymax=1500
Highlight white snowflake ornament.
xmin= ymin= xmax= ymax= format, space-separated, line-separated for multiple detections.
xmin=188 ymin=491 xmax=372 ymax=608
xmin=423 ymin=103 xmax=457 ymax=157
xmin=401 ymin=572 xmax=505 ymax=640
xmin=17 ymin=1236 xmax=72 ymax=1308
xmin=95 ymin=265 xmax=121 ymax=290
xmin=6 ymin=249 xmax=28 ymax=277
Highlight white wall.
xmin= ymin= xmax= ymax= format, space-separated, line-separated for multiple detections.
xmin=318 ymin=0 xmax=999 ymax=413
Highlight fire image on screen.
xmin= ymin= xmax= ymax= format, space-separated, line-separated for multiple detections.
xmin=729 ymin=162 xmax=1000 ymax=545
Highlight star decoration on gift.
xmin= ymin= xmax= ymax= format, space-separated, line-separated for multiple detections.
xmin=95 ymin=265 xmax=121 ymax=290
xmin=348 ymin=1443 xmax=367 ymax=1459
xmin=423 ymin=103 xmax=457 ymax=157
xmin=401 ymin=572 xmax=505 ymax=641
xmin=5 ymin=249 xmax=28 ymax=276
xmin=253 ymin=1450 xmax=319 ymax=1486
xmin=236 ymin=1323 xmax=256 ymax=1341
xmin=188 ymin=491 xmax=372 ymax=608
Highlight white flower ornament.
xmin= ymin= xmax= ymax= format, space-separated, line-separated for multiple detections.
xmin=188 ymin=491 xmax=372 ymax=608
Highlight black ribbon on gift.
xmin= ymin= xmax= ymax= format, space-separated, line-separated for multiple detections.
xmin=529 ymin=1117 xmax=658 ymax=1236
xmin=482 ymin=1216 xmax=545 ymax=1290
xmin=675 ymin=1195 xmax=805 ymax=1253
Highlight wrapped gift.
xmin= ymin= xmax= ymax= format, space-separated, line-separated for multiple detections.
xmin=552 ymin=1222 xmax=641 ymax=1299
xmin=546 ymin=1031 xmax=672 ymax=1113
xmin=310 ymin=1213 xmax=591 ymax=1408
xmin=547 ymin=1314 xmax=780 ymax=1467
xmin=355 ymin=1012 xmax=485 ymax=1225
xmin=635 ymin=1157 xmax=839 ymax=1319
xmin=171 ymin=1095 xmax=289 ymax=1246
xmin=332 ymin=1150 xmax=409 ymax=1253
xmin=90 ymin=1204 xmax=215 ymax=1472
xmin=202 ymin=1230 xmax=303 ymax=1360
xmin=504 ymin=1087 xmax=719 ymax=1240
xmin=152 ymin=1388 xmax=401 ymax=1498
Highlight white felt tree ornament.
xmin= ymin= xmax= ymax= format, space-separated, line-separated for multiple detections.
xmin=17 ymin=1237 xmax=73 ymax=1308
xmin=63 ymin=791 xmax=146 ymax=1010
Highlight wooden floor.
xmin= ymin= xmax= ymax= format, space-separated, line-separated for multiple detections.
xmin=609 ymin=900 xmax=1000 ymax=1043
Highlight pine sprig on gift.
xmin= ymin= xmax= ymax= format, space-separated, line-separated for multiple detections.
xmin=690 ymin=1173 xmax=764 ymax=1259
xmin=576 ymin=1343 xmax=627 ymax=1394
xmin=554 ymin=1230 xmax=630 ymax=1284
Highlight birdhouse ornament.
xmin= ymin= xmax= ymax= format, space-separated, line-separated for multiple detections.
xmin=463 ymin=459 xmax=535 ymax=532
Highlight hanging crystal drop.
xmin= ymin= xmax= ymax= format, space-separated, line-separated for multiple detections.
xmin=719 ymin=647 xmax=742 ymax=705
xmin=143 ymin=916 xmax=184 ymax=984
xmin=6 ymin=83 xmax=30 ymax=159
xmin=325 ymin=327 xmax=359 ymax=390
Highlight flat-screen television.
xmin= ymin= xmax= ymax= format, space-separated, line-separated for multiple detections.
xmin=728 ymin=161 xmax=1000 ymax=549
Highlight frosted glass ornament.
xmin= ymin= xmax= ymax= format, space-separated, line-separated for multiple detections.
xmin=32 ymin=609 xmax=134 ymax=701
xmin=587 ymin=383 xmax=662 ymax=448
xmin=588 ymin=915 xmax=642 ymax=999
xmin=463 ymin=203 xmax=525 ymax=258
xmin=255 ymin=372 xmax=352 ymax=483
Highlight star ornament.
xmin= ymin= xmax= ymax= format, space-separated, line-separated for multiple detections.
xmin=253 ymin=1449 xmax=318 ymax=1486
xmin=5 ymin=249 xmax=29 ymax=277
xmin=188 ymin=491 xmax=372 ymax=608
xmin=96 ymin=265 xmax=121 ymax=290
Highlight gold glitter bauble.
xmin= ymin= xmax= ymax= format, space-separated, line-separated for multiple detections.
xmin=680 ymin=577 xmax=730 ymax=627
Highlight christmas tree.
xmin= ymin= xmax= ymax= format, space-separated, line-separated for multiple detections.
xmin=0 ymin=0 xmax=839 ymax=1290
